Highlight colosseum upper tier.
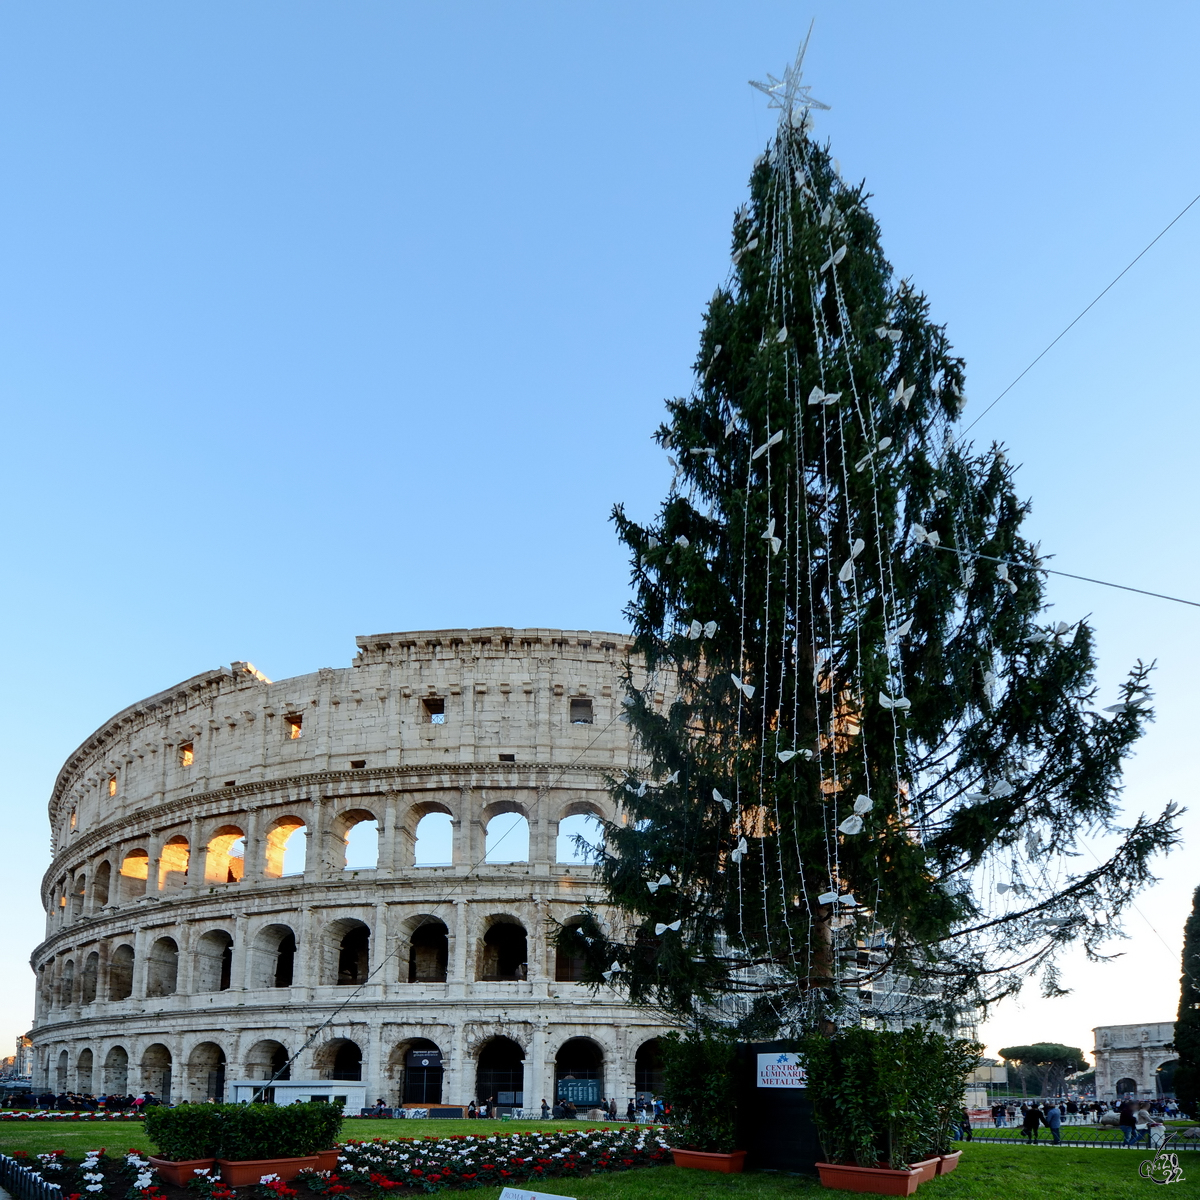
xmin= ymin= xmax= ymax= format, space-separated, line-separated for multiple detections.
xmin=30 ymin=628 xmax=671 ymax=1111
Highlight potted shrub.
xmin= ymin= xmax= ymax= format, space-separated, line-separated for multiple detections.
xmin=661 ymin=1029 xmax=746 ymax=1173
xmin=215 ymin=1101 xmax=344 ymax=1185
xmin=144 ymin=1105 xmax=222 ymax=1184
xmin=802 ymin=1025 xmax=980 ymax=1195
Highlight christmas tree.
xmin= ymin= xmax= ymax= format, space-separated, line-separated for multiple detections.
xmin=561 ymin=40 xmax=1181 ymax=1033
xmin=1173 ymin=885 xmax=1200 ymax=1118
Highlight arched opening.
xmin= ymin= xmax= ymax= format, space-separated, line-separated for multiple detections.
xmin=414 ymin=812 xmax=454 ymax=866
xmin=1115 ymin=1076 xmax=1138 ymax=1095
xmin=81 ymin=951 xmax=99 ymax=1004
xmin=59 ymin=959 xmax=75 ymax=1007
xmin=56 ymin=1049 xmax=68 ymax=1091
xmin=146 ymin=936 xmax=179 ymax=997
xmin=93 ymin=861 xmax=111 ymax=907
xmin=141 ymin=1043 xmax=173 ymax=1103
xmin=264 ymin=817 xmax=307 ymax=878
xmin=77 ymin=1048 xmax=94 ymax=1093
xmin=478 ymin=919 xmax=527 ymax=981
xmin=249 ymin=924 xmax=296 ymax=989
xmin=244 ymin=1039 xmax=290 ymax=1082
xmin=408 ymin=920 xmax=449 ymax=983
xmin=389 ymin=1039 xmax=444 ymax=1105
xmin=186 ymin=1042 xmax=227 ymax=1102
xmin=71 ymin=875 xmax=86 ymax=918
xmin=635 ymin=1038 xmax=664 ymax=1100
xmin=555 ymin=1037 xmax=604 ymax=1108
xmin=103 ymin=1045 xmax=128 ymax=1093
xmin=158 ymin=836 xmax=190 ymax=891
xmin=340 ymin=811 xmax=379 ymax=871
xmin=119 ymin=850 xmax=149 ymax=902
xmin=556 ymin=813 xmax=605 ymax=864
xmin=109 ymin=944 xmax=134 ymax=1001
xmin=205 ymin=827 xmax=246 ymax=884
xmin=484 ymin=812 xmax=529 ymax=863
xmin=324 ymin=919 xmax=370 ymax=986
xmin=195 ymin=930 xmax=234 ymax=993
xmin=315 ymin=1038 xmax=362 ymax=1081
xmin=555 ymin=919 xmax=589 ymax=982
xmin=476 ymin=1037 xmax=524 ymax=1111
xmin=1158 ymin=1059 xmax=1179 ymax=1097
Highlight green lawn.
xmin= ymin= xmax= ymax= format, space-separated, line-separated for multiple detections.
xmin=0 ymin=1130 xmax=1194 ymax=1198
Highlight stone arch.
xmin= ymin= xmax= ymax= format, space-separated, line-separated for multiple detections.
xmin=476 ymin=914 xmax=528 ymax=981
xmin=92 ymin=860 xmax=112 ymax=907
xmin=77 ymin=1047 xmax=94 ymax=1093
xmin=146 ymin=936 xmax=179 ymax=997
xmin=482 ymin=804 xmax=530 ymax=864
xmin=59 ymin=959 xmax=76 ymax=1008
xmin=118 ymin=850 xmax=149 ymax=902
xmin=322 ymin=917 xmax=371 ymax=986
xmin=314 ymin=1037 xmax=363 ymax=1081
xmin=556 ymin=812 xmax=605 ymax=864
xmin=248 ymin=923 xmax=297 ymax=989
xmin=555 ymin=916 xmax=590 ymax=982
xmin=103 ymin=1044 xmax=129 ymax=1093
xmin=475 ymin=1036 xmax=525 ymax=1109
xmin=158 ymin=836 xmax=190 ymax=891
xmin=635 ymin=1037 xmax=664 ymax=1098
xmin=243 ymin=1039 xmax=291 ymax=1081
xmin=109 ymin=943 xmax=135 ymax=1001
xmin=71 ymin=874 xmax=87 ymax=918
xmin=387 ymin=1037 xmax=444 ymax=1105
xmin=205 ymin=826 xmax=245 ymax=884
xmin=56 ymin=1048 xmax=69 ymax=1091
xmin=409 ymin=801 xmax=455 ymax=867
xmin=140 ymin=1043 xmax=173 ymax=1102
xmin=194 ymin=929 xmax=234 ymax=993
xmin=554 ymin=1036 xmax=605 ymax=1107
xmin=403 ymin=916 xmax=449 ymax=983
xmin=185 ymin=1041 xmax=227 ymax=1102
xmin=1115 ymin=1076 xmax=1138 ymax=1095
xmin=264 ymin=816 xmax=307 ymax=878
xmin=335 ymin=808 xmax=379 ymax=871
xmin=81 ymin=950 xmax=100 ymax=1004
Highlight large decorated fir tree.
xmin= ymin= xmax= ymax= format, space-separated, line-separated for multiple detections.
xmin=560 ymin=43 xmax=1181 ymax=1033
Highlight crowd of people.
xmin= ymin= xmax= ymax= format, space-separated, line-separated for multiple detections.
xmin=2 ymin=1090 xmax=162 ymax=1112
xmin=988 ymin=1098 xmax=1182 ymax=1146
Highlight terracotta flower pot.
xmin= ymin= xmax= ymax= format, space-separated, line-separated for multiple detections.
xmin=670 ymin=1148 xmax=747 ymax=1173
xmin=815 ymin=1161 xmax=921 ymax=1195
xmin=910 ymin=1158 xmax=940 ymax=1185
xmin=937 ymin=1150 xmax=962 ymax=1174
xmin=216 ymin=1156 xmax=320 ymax=1186
xmin=313 ymin=1148 xmax=341 ymax=1172
xmin=147 ymin=1157 xmax=217 ymax=1186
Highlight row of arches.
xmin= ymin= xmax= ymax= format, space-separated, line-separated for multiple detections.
xmin=52 ymin=808 xmax=604 ymax=921
xmin=46 ymin=1035 xmax=666 ymax=1108
xmin=40 ymin=913 xmax=603 ymax=1009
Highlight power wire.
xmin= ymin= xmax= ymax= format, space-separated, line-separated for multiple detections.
xmin=959 ymin=187 xmax=1200 ymax=438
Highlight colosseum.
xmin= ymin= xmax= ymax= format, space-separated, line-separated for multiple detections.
xmin=28 ymin=628 xmax=672 ymax=1113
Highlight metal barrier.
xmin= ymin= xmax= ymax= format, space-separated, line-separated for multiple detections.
xmin=0 ymin=1155 xmax=64 ymax=1200
xmin=967 ymin=1129 xmax=1200 ymax=1152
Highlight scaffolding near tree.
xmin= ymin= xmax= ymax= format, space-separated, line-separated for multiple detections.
xmin=560 ymin=39 xmax=1182 ymax=1034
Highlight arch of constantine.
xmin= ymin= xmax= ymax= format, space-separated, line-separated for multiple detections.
xmin=29 ymin=628 xmax=670 ymax=1111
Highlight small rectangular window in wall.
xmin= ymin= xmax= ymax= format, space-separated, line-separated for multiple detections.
xmin=107 ymin=774 xmax=117 ymax=797
xmin=285 ymin=713 xmax=303 ymax=739
xmin=570 ymin=698 xmax=594 ymax=725
xmin=423 ymin=697 xmax=446 ymax=725
xmin=179 ymin=742 xmax=194 ymax=767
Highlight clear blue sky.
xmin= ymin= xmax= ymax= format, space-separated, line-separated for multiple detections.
xmin=2 ymin=1 xmax=1198 ymax=1067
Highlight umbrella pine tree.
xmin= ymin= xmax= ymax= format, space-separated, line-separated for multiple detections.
xmin=560 ymin=47 xmax=1181 ymax=1033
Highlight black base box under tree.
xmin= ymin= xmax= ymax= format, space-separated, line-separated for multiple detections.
xmin=735 ymin=1041 xmax=822 ymax=1174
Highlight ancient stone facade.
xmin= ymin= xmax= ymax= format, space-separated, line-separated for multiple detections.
xmin=1093 ymin=1022 xmax=1177 ymax=1100
xmin=29 ymin=628 xmax=671 ymax=1111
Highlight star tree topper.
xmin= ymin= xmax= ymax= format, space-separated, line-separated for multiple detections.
xmin=749 ymin=23 xmax=830 ymax=125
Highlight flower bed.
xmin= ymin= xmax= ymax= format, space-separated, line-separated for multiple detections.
xmin=7 ymin=1128 xmax=670 ymax=1197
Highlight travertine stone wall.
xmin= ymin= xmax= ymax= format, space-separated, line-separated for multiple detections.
xmin=29 ymin=628 xmax=670 ymax=1108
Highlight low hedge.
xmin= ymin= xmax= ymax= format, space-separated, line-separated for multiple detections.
xmin=144 ymin=1102 xmax=343 ymax=1161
